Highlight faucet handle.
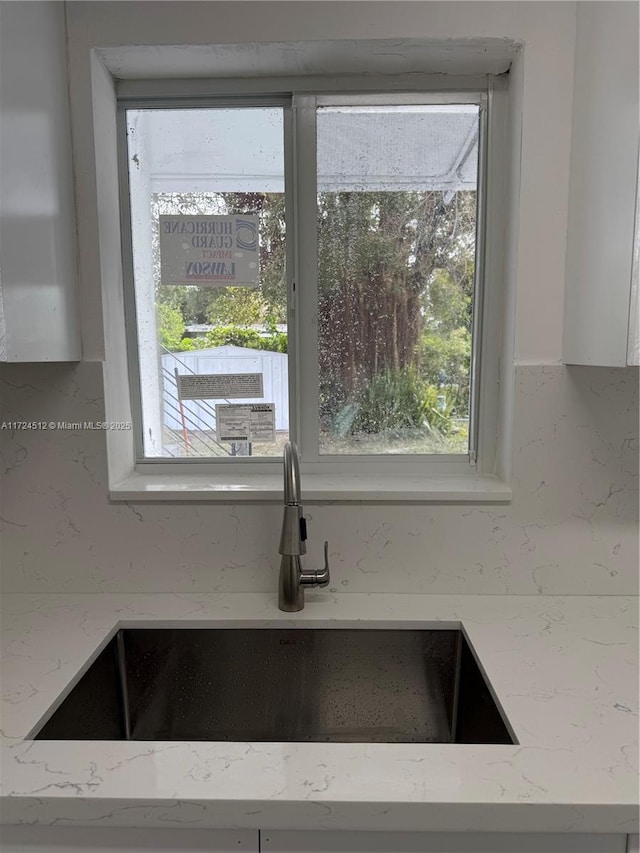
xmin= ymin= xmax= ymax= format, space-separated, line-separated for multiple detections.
xmin=320 ymin=540 xmax=330 ymax=586
xmin=300 ymin=541 xmax=330 ymax=589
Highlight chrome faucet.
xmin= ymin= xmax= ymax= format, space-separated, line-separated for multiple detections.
xmin=278 ymin=441 xmax=330 ymax=611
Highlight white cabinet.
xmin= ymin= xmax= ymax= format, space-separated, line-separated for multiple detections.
xmin=261 ymin=830 xmax=628 ymax=853
xmin=0 ymin=825 xmax=258 ymax=853
xmin=0 ymin=1 xmax=81 ymax=362
xmin=562 ymin=2 xmax=639 ymax=367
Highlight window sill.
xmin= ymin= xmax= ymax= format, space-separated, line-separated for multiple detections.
xmin=109 ymin=472 xmax=512 ymax=503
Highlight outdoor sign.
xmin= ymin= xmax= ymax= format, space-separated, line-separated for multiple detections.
xmin=176 ymin=373 xmax=264 ymax=401
xmin=216 ymin=403 xmax=275 ymax=443
xmin=159 ymin=214 xmax=260 ymax=286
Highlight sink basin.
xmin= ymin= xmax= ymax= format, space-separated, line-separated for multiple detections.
xmin=34 ymin=628 xmax=515 ymax=744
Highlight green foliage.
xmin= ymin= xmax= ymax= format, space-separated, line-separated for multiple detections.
xmin=204 ymin=325 xmax=287 ymax=354
xmin=157 ymin=284 xmax=218 ymax=326
xmin=421 ymin=327 xmax=471 ymax=391
xmin=157 ymin=303 xmax=186 ymax=351
xmin=160 ymin=321 xmax=287 ymax=354
xmin=348 ymin=367 xmax=464 ymax=438
xmin=176 ymin=337 xmax=197 ymax=351
xmin=421 ymin=384 xmax=465 ymax=436
xmin=352 ymin=368 xmax=427 ymax=434
xmin=423 ymin=268 xmax=472 ymax=332
xmin=207 ymin=287 xmax=267 ymax=327
xmin=419 ymin=268 xmax=473 ymax=417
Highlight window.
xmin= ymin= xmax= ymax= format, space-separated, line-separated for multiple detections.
xmin=118 ymin=83 xmax=496 ymax=478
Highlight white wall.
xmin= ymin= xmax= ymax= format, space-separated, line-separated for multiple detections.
xmin=0 ymin=1 xmax=638 ymax=597
xmin=65 ymin=0 xmax=576 ymax=365
xmin=0 ymin=361 xmax=637 ymax=595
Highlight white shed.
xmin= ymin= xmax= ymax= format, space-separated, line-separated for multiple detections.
xmin=161 ymin=345 xmax=289 ymax=433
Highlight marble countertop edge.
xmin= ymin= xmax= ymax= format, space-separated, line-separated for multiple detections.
xmin=0 ymin=797 xmax=637 ymax=834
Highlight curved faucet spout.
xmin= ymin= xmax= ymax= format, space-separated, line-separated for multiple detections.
xmin=283 ymin=441 xmax=301 ymax=505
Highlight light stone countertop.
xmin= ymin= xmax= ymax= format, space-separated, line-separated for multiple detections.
xmin=0 ymin=592 xmax=638 ymax=833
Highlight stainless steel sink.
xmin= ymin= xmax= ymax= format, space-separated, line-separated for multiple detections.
xmin=33 ymin=628 xmax=515 ymax=744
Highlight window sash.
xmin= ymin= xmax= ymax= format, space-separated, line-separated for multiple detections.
xmin=117 ymin=96 xmax=294 ymax=464
xmin=293 ymin=92 xmax=486 ymax=465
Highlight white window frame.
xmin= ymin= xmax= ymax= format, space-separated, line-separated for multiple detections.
xmin=111 ymin=73 xmax=512 ymax=502
xmin=295 ymin=90 xmax=488 ymax=471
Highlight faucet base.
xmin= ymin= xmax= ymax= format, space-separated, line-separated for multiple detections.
xmin=278 ymin=555 xmax=305 ymax=611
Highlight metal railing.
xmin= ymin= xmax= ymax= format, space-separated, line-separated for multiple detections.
xmin=160 ymin=347 xmax=232 ymax=457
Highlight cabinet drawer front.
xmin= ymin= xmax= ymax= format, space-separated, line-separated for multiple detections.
xmin=0 ymin=825 xmax=259 ymax=853
xmin=261 ymin=830 xmax=627 ymax=853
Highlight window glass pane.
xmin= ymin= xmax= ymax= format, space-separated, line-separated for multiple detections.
xmin=316 ymin=104 xmax=479 ymax=456
xmin=126 ymin=107 xmax=287 ymax=459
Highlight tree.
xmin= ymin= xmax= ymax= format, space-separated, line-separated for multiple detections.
xmin=207 ymin=287 xmax=266 ymax=327
xmin=157 ymin=303 xmax=186 ymax=351
xmin=317 ymin=189 xmax=476 ymax=422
